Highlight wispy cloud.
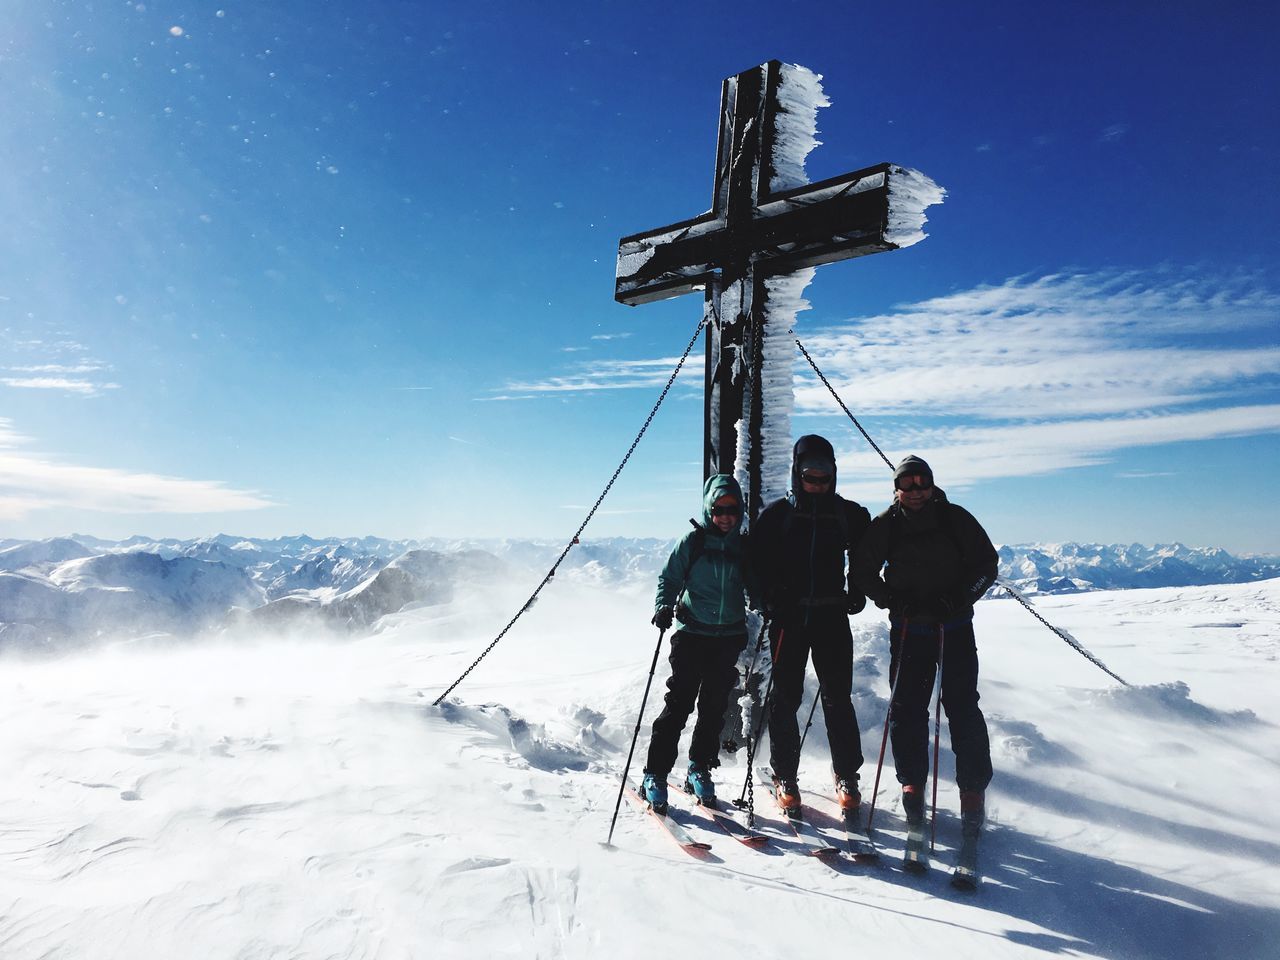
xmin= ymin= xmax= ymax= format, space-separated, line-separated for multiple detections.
xmin=1100 ymin=122 xmax=1130 ymax=142
xmin=507 ymin=268 xmax=1280 ymax=488
xmin=9 ymin=363 xmax=107 ymax=374
xmin=794 ymin=270 xmax=1279 ymax=419
xmin=837 ymin=404 xmax=1280 ymax=495
xmin=590 ymin=332 xmax=633 ymax=341
xmin=2 ymin=336 xmax=117 ymax=396
xmin=2 ymin=377 xmax=119 ymax=395
xmin=0 ymin=419 xmax=276 ymax=521
xmin=503 ymin=356 xmax=702 ymax=393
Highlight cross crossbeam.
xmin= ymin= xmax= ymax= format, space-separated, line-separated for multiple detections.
xmin=615 ymin=60 xmax=941 ymax=521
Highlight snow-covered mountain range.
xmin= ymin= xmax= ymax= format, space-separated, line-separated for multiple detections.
xmin=1 ymin=533 xmax=1276 ymax=650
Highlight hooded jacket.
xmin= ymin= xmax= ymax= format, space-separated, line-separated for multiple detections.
xmin=852 ymin=488 xmax=998 ymax=623
xmin=654 ymin=474 xmax=753 ymax=637
xmin=750 ymin=435 xmax=870 ymax=618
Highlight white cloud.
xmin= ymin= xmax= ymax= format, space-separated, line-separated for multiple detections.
xmin=511 ymin=268 xmax=1280 ymax=489
xmin=0 ymin=419 xmax=275 ymax=520
xmin=794 ymin=270 xmax=1280 ymax=419
xmin=834 ymin=404 xmax=1280 ymax=501
xmin=590 ymin=332 xmax=633 ymax=341
xmin=8 ymin=363 xmax=106 ymax=374
xmin=2 ymin=377 xmax=119 ymax=395
xmin=503 ymin=356 xmax=702 ymax=393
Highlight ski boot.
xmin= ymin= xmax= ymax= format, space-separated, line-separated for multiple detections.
xmin=684 ymin=762 xmax=716 ymax=806
xmin=833 ymin=776 xmax=862 ymax=816
xmin=641 ymin=771 xmax=668 ymax=815
xmin=773 ymin=775 xmax=802 ymax=818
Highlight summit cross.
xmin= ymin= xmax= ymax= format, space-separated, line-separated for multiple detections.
xmin=615 ymin=59 xmax=942 ymax=522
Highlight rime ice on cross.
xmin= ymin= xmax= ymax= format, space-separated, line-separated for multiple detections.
xmin=615 ymin=60 xmax=943 ymax=523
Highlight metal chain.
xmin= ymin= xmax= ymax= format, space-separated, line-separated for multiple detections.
xmin=793 ymin=334 xmax=1129 ymax=688
xmin=997 ymin=578 xmax=1130 ymax=686
xmin=734 ymin=618 xmax=771 ymax=826
xmin=433 ymin=315 xmax=708 ymax=707
xmin=793 ymin=335 xmax=893 ymax=470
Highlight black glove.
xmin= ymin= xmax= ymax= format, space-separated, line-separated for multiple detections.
xmin=887 ymin=591 xmax=913 ymax=619
xmin=846 ymin=593 xmax=866 ymax=616
xmin=651 ymin=606 xmax=674 ymax=631
xmin=931 ymin=593 xmax=958 ymax=620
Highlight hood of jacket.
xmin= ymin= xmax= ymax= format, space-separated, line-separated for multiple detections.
xmin=789 ymin=434 xmax=838 ymax=510
xmin=701 ymin=473 xmax=745 ymax=535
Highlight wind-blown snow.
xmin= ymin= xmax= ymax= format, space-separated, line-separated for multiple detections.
xmin=1 ymin=575 xmax=1276 ymax=957
xmin=5 ymin=535 xmax=1279 ymax=651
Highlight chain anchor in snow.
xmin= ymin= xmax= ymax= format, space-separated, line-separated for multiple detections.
xmin=432 ymin=315 xmax=707 ymax=707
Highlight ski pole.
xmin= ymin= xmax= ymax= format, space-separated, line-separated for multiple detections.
xmin=929 ymin=623 xmax=946 ymax=853
xmin=604 ymin=625 xmax=668 ymax=847
xmin=866 ymin=617 xmax=908 ymax=835
xmin=798 ymin=684 xmax=822 ymax=756
xmin=735 ymin=626 xmax=784 ymax=825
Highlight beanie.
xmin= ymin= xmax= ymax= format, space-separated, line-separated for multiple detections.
xmin=894 ymin=455 xmax=933 ymax=484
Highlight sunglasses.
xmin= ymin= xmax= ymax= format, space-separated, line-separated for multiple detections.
xmin=800 ymin=473 xmax=833 ymax=485
xmin=895 ymin=477 xmax=933 ymax=492
xmin=710 ymin=504 xmax=742 ymax=517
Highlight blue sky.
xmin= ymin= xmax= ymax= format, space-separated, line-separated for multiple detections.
xmin=1 ymin=1 xmax=1277 ymax=552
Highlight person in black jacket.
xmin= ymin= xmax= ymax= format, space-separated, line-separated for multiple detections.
xmin=750 ymin=435 xmax=871 ymax=815
xmin=852 ymin=455 xmax=998 ymax=832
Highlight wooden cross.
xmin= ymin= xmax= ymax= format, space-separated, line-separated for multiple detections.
xmin=615 ymin=59 xmax=940 ymax=522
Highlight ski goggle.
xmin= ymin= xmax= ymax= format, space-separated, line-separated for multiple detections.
xmin=710 ymin=504 xmax=742 ymax=517
xmin=800 ymin=472 xmax=832 ymax=485
xmin=895 ymin=476 xmax=934 ymax=492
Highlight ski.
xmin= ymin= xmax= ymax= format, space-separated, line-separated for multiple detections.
xmin=950 ymin=830 xmax=981 ymax=890
xmin=808 ymin=796 xmax=880 ymax=863
xmin=758 ymin=767 xmax=842 ymax=859
xmin=902 ymin=816 xmax=930 ymax=874
xmin=624 ymin=784 xmax=712 ymax=856
xmin=668 ymin=780 xmax=770 ymax=849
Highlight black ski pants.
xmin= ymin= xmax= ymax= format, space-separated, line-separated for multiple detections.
xmin=888 ymin=617 xmax=993 ymax=792
xmin=645 ymin=629 xmax=747 ymax=777
xmin=766 ymin=610 xmax=864 ymax=783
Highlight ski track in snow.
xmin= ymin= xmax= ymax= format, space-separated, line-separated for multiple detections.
xmin=1 ymin=578 xmax=1278 ymax=958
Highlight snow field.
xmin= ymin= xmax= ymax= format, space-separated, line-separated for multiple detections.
xmin=1 ymin=578 xmax=1277 ymax=958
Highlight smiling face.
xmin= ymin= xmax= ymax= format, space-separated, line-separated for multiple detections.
xmin=895 ymin=473 xmax=935 ymax=512
xmin=709 ymin=494 xmax=741 ymax=533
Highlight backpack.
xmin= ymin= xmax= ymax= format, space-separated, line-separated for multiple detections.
xmin=683 ymin=518 xmax=745 ymax=579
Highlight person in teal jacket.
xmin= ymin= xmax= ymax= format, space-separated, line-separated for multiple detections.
xmin=641 ymin=474 xmax=754 ymax=812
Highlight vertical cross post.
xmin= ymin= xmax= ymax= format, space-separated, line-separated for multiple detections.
xmin=616 ymin=60 xmax=943 ymax=523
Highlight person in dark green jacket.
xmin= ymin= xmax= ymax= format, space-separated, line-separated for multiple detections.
xmin=641 ymin=474 xmax=753 ymax=812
